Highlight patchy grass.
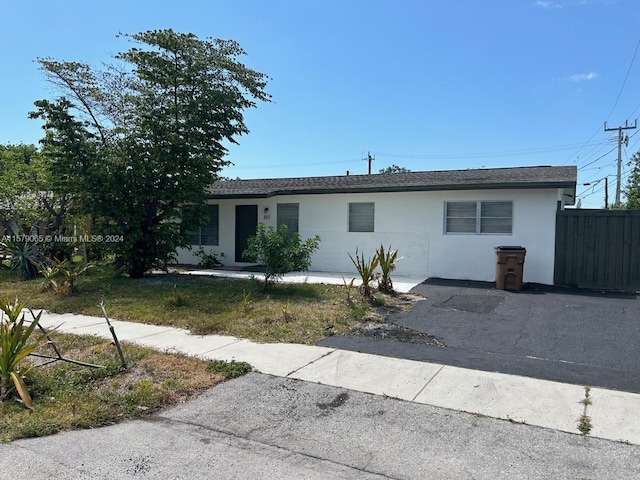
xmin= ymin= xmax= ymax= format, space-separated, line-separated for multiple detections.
xmin=0 ymin=332 xmax=248 ymax=443
xmin=0 ymin=266 xmax=370 ymax=344
xmin=208 ymin=360 xmax=253 ymax=379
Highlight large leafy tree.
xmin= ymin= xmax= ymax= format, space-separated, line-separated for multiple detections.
xmin=36 ymin=30 xmax=271 ymax=277
xmin=625 ymin=151 xmax=640 ymax=209
xmin=379 ymin=165 xmax=411 ymax=174
xmin=0 ymin=142 xmax=78 ymax=245
xmin=0 ymin=144 xmax=42 ymax=235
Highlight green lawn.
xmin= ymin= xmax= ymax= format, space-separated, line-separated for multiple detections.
xmin=0 ymin=266 xmax=369 ymax=344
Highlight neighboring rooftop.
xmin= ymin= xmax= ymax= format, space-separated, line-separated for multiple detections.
xmin=207 ymin=165 xmax=577 ymax=199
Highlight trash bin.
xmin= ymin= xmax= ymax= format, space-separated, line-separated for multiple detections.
xmin=495 ymin=246 xmax=526 ymax=291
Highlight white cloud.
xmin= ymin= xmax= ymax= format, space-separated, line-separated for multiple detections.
xmin=570 ymin=72 xmax=599 ymax=82
xmin=534 ymin=1 xmax=563 ymax=8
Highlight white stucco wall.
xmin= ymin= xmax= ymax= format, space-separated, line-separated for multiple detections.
xmin=175 ymin=188 xmax=561 ymax=285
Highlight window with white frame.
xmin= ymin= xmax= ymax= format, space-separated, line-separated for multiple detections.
xmin=349 ymin=202 xmax=375 ymax=232
xmin=188 ymin=204 xmax=219 ymax=245
xmin=277 ymin=203 xmax=299 ymax=236
xmin=445 ymin=201 xmax=512 ymax=234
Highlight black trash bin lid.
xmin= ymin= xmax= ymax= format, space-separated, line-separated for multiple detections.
xmin=494 ymin=245 xmax=526 ymax=251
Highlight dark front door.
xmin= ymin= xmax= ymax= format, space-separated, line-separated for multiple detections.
xmin=235 ymin=205 xmax=258 ymax=262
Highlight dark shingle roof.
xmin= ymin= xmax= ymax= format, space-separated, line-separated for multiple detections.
xmin=207 ymin=165 xmax=577 ymax=198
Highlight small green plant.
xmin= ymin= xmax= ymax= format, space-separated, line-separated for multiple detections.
xmin=36 ymin=258 xmax=93 ymax=295
xmin=0 ymin=298 xmax=48 ymax=409
xmin=348 ymin=248 xmax=379 ymax=301
xmin=243 ymin=224 xmax=320 ymax=287
xmin=376 ymin=244 xmax=401 ymax=294
xmin=193 ymin=247 xmax=223 ymax=268
xmin=0 ymin=240 xmax=42 ymax=279
xmin=241 ymin=289 xmax=253 ymax=313
xmin=165 ymin=284 xmax=187 ymax=308
xmin=282 ymin=301 xmax=293 ymax=322
xmin=577 ymin=386 xmax=593 ymax=435
xmin=207 ymin=360 xmax=253 ymax=379
xmin=342 ymin=276 xmax=356 ymax=305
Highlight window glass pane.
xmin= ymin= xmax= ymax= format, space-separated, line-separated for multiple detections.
xmin=480 ymin=201 xmax=512 ymax=234
xmin=445 ymin=202 xmax=477 ymax=233
xmin=481 ymin=218 xmax=512 ymax=233
xmin=349 ymin=203 xmax=374 ymax=232
xmin=200 ymin=204 xmax=219 ymax=245
xmin=481 ymin=201 xmax=512 ymax=218
xmin=446 ymin=218 xmax=476 ymax=233
xmin=447 ymin=202 xmax=477 ymax=217
xmin=277 ymin=203 xmax=299 ymax=235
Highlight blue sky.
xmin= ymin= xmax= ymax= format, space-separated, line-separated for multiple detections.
xmin=1 ymin=0 xmax=639 ymax=208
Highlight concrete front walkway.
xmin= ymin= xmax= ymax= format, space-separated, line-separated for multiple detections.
xmin=35 ymin=310 xmax=640 ymax=446
xmin=178 ymin=268 xmax=425 ymax=293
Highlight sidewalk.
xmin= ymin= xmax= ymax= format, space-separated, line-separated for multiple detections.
xmin=35 ymin=310 xmax=640 ymax=446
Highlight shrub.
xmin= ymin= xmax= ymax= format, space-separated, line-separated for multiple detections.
xmin=193 ymin=247 xmax=223 ymax=268
xmin=243 ymin=224 xmax=320 ymax=287
xmin=376 ymin=244 xmax=401 ymax=294
xmin=36 ymin=258 xmax=93 ymax=295
xmin=348 ymin=248 xmax=379 ymax=301
xmin=0 ymin=240 xmax=43 ymax=279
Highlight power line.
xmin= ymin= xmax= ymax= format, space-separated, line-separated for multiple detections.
xmin=606 ymin=37 xmax=640 ymax=121
xmin=229 ymin=158 xmax=363 ymax=169
xmin=576 ymin=145 xmax=618 ymax=170
xmin=562 ymin=37 xmax=640 ymax=167
xmin=377 ymin=142 xmax=604 ymax=160
xmin=561 ymin=127 xmax=606 ymax=166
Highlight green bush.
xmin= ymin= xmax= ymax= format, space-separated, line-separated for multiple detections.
xmin=243 ymin=224 xmax=320 ymax=287
xmin=193 ymin=247 xmax=223 ymax=268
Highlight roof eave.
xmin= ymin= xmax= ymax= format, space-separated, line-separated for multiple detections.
xmin=206 ymin=181 xmax=577 ymax=199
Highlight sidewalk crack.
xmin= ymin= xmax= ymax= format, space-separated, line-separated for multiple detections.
xmin=285 ymin=349 xmax=337 ymax=377
xmin=411 ymin=364 xmax=445 ymax=402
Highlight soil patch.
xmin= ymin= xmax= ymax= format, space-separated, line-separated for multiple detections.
xmin=350 ymin=321 xmax=445 ymax=346
xmin=350 ymin=293 xmax=445 ymax=346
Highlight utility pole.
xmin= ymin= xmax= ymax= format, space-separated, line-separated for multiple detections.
xmin=604 ymin=120 xmax=637 ymax=205
xmin=364 ymin=152 xmax=375 ymax=175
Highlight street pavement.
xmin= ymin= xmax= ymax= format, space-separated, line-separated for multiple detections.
xmin=5 ymin=374 xmax=640 ymax=480
xmin=3 ymin=272 xmax=640 ymax=478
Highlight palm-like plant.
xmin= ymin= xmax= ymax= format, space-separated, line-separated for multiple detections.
xmin=0 ymin=298 xmax=47 ymax=409
xmin=0 ymin=240 xmax=42 ymax=279
xmin=348 ymin=248 xmax=379 ymax=300
xmin=376 ymin=244 xmax=401 ymax=294
xmin=36 ymin=258 xmax=93 ymax=295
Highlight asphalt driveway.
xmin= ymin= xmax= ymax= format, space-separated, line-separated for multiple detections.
xmin=319 ymin=279 xmax=640 ymax=393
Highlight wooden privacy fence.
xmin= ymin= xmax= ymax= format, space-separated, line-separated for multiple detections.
xmin=554 ymin=209 xmax=640 ymax=291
